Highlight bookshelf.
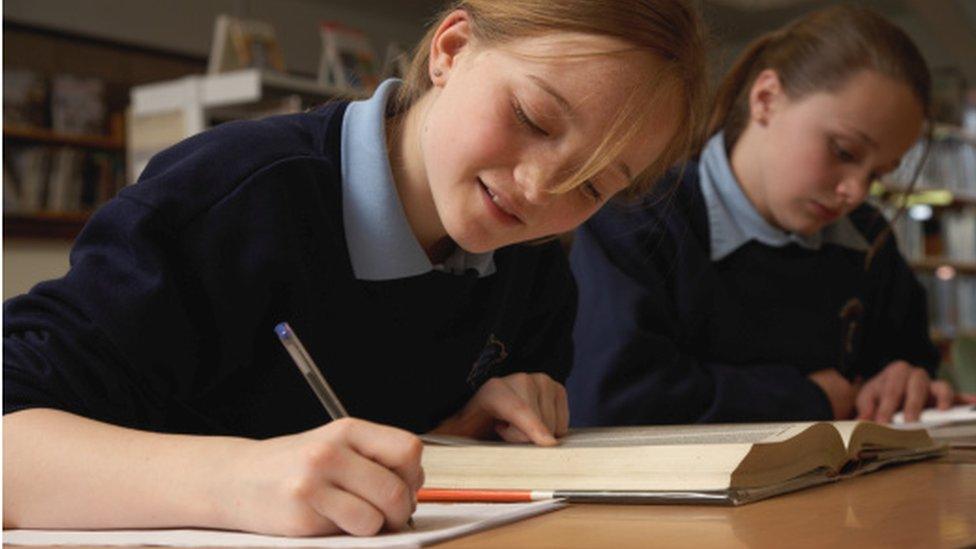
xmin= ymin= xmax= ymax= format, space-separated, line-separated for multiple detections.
xmin=877 ymin=124 xmax=976 ymax=345
xmin=128 ymin=68 xmax=354 ymax=183
xmin=3 ymin=113 xmax=127 ymax=240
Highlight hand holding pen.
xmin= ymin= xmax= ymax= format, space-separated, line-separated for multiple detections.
xmin=269 ymin=322 xmax=422 ymax=533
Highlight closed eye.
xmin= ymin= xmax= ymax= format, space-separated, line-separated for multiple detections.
xmin=581 ymin=180 xmax=602 ymax=203
xmin=513 ymin=100 xmax=549 ymax=136
xmin=830 ymin=140 xmax=857 ymax=163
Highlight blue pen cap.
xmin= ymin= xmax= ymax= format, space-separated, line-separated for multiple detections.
xmin=274 ymin=322 xmax=291 ymax=339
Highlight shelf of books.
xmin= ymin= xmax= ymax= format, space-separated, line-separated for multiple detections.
xmin=879 ymin=124 xmax=976 ymax=342
xmin=128 ymin=68 xmax=353 ymax=184
xmin=4 ymin=69 xmax=127 ymax=240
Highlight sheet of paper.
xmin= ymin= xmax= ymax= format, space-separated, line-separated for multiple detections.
xmin=3 ymin=500 xmax=564 ymax=548
xmin=892 ymin=404 xmax=976 ymax=428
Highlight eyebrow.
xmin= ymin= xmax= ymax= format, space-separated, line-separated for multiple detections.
xmin=528 ymin=74 xmax=574 ymax=115
xmin=844 ymin=126 xmax=879 ymax=149
xmin=527 ymin=74 xmax=634 ymax=185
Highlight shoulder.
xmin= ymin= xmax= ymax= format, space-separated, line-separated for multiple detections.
xmin=118 ymin=102 xmax=349 ymax=226
xmin=846 ymin=202 xmax=893 ymax=243
xmin=578 ymin=160 xmax=708 ymax=266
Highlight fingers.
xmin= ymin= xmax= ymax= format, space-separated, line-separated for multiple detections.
xmin=873 ymin=362 xmax=911 ymax=423
xmin=310 ymin=419 xmax=422 ymax=533
xmin=929 ymin=380 xmax=955 ymax=410
xmin=481 ymin=376 xmax=558 ymax=446
xmin=335 ymin=419 xmax=425 ymax=493
xmin=900 ymin=368 xmax=931 ymax=423
xmin=308 ymin=486 xmax=385 ymax=537
xmin=330 ymin=453 xmax=416 ymax=531
xmin=855 ymin=381 xmax=879 ymax=421
xmin=956 ymin=392 xmax=976 ymax=405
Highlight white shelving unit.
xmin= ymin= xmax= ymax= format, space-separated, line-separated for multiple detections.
xmin=127 ymin=68 xmax=354 ymax=183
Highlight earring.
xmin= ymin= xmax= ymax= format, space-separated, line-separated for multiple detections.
xmin=432 ymin=69 xmax=442 ymax=77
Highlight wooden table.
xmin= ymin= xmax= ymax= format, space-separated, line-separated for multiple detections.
xmin=437 ymin=460 xmax=976 ymax=548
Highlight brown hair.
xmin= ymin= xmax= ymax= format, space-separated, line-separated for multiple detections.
xmin=394 ymin=0 xmax=708 ymax=197
xmin=709 ymin=5 xmax=931 ymax=148
xmin=709 ymin=6 xmax=932 ymax=268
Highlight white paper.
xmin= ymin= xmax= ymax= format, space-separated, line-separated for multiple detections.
xmin=892 ymin=404 xmax=976 ymax=428
xmin=3 ymin=500 xmax=564 ymax=548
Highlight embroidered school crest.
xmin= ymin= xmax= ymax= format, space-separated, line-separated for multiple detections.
xmin=838 ymin=297 xmax=865 ymax=375
xmin=467 ymin=333 xmax=509 ymax=387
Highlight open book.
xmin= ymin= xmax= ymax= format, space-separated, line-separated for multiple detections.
xmin=421 ymin=421 xmax=945 ymax=505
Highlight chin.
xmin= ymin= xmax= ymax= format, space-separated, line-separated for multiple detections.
xmin=444 ymin=221 xmax=503 ymax=254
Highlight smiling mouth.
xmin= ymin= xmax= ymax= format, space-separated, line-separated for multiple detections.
xmin=479 ymin=178 xmax=523 ymax=223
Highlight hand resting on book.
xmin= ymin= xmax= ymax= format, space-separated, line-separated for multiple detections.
xmin=429 ymin=373 xmax=568 ymax=446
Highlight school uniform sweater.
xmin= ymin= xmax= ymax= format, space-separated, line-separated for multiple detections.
xmin=3 ymin=81 xmax=576 ymax=437
xmin=568 ymin=133 xmax=939 ymax=426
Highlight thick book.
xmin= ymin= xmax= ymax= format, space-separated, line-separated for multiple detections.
xmin=420 ymin=421 xmax=945 ymax=505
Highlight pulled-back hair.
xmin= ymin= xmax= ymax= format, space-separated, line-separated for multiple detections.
xmin=709 ymin=5 xmax=931 ymax=148
xmin=395 ymin=0 xmax=708 ymax=197
xmin=709 ymin=6 xmax=932 ymax=268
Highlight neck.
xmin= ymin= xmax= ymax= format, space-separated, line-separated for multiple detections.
xmin=728 ymin=126 xmax=777 ymax=229
xmin=386 ymin=91 xmax=454 ymax=263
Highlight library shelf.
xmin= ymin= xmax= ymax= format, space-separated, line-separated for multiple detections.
xmin=3 ymin=125 xmax=124 ymax=151
xmin=873 ymin=182 xmax=976 ymax=208
xmin=3 ymin=212 xmax=92 ymax=240
xmin=909 ymin=258 xmax=976 ymax=276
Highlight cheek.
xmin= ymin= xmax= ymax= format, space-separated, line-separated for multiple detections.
xmin=426 ymin=93 xmax=515 ymax=177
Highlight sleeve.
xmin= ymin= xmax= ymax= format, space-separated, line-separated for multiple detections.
xmin=567 ymin=217 xmax=833 ymax=427
xmin=2 ymin=124 xmax=326 ymax=430
xmin=856 ymin=220 xmax=940 ymax=378
xmin=502 ymin=241 xmax=577 ymax=385
xmin=3 ymin=194 xmax=202 ymax=428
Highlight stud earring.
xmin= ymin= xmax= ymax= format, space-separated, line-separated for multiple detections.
xmin=432 ymin=69 xmax=443 ymax=77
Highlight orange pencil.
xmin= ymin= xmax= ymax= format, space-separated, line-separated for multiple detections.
xmin=417 ymin=488 xmax=555 ymax=503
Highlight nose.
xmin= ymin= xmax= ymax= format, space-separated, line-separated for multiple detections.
xmin=836 ymin=171 xmax=871 ymax=206
xmin=513 ymin=160 xmax=556 ymax=206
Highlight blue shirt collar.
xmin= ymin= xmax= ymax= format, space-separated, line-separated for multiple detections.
xmin=698 ymin=132 xmax=869 ymax=262
xmin=340 ymin=78 xmax=496 ymax=280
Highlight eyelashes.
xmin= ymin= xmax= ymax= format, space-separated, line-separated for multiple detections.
xmin=513 ymin=97 xmax=602 ymax=204
xmin=513 ymin=99 xmax=549 ymax=136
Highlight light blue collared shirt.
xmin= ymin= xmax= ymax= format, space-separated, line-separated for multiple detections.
xmin=340 ymin=78 xmax=496 ymax=281
xmin=699 ymin=132 xmax=869 ymax=261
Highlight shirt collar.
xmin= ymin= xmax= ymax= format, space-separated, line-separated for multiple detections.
xmin=340 ymin=78 xmax=496 ymax=280
xmin=698 ymin=132 xmax=870 ymax=261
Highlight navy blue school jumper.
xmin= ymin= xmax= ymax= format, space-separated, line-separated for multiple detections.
xmin=3 ymin=80 xmax=576 ymax=437
xmin=568 ymin=133 xmax=939 ymax=426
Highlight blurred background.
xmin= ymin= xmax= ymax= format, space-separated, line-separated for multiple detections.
xmin=3 ymin=0 xmax=976 ymax=390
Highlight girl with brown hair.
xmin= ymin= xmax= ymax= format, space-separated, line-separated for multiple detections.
xmin=4 ymin=0 xmax=706 ymax=537
xmin=570 ymin=5 xmax=976 ymax=427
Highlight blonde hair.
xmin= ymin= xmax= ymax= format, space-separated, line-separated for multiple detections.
xmin=394 ymin=0 xmax=707 ymax=198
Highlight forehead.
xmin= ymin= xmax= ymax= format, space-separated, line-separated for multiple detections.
xmin=792 ymin=70 xmax=924 ymax=154
xmin=486 ymin=33 xmax=684 ymax=177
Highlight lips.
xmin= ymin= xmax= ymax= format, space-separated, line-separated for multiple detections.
xmin=810 ymin=200 xmax=841 ymax=221
xmin=479 ymin=178 xmax=523 ymax=224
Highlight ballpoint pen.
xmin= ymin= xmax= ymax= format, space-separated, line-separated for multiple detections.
xmin=275 ymin=321 xmax=415 ymax=529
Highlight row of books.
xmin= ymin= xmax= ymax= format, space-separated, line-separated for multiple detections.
xmin=886 ymin=206 xmax=976 ymax=263
xmin=3 ymin=145 xmax=125 ymax=215
xmin=920 ymin=272 xmax=976 ymax=333
xmin=885 ymin=132 xmax=976 ymax=194
xmin=4 ymin=69 xmax=107 ymax=135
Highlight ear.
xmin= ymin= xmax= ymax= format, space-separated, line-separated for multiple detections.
xmin=428 ymin=10 xmax=473 ymax=88
xmin=748 ymin=69 xmax=785 ymax=127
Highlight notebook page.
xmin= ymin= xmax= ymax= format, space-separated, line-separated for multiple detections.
xmin=3 ymin=500 xmax=564 ymax=548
